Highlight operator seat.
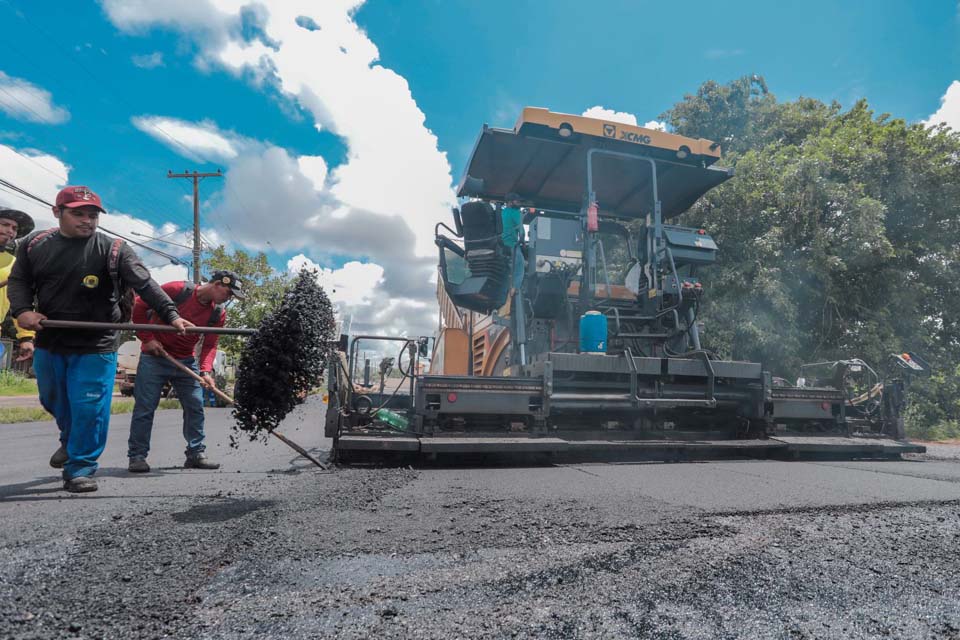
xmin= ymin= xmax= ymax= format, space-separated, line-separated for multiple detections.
xmin=436 ymin=200 xmax=511 ymax=313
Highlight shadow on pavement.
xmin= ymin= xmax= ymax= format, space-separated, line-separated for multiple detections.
xmin=0 ymin=467 xmax=182 ymax=502
xmin=171 ymin=498 xmax=276 ymax=524
xmin=0 ymin=477 xmax=62 ymax=501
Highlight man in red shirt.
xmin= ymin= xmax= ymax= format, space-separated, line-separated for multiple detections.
xmin=126 ymin=270 xmax=245 ymax=472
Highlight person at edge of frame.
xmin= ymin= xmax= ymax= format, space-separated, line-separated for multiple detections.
xmin=8 ymin=185 xmax=193 ymax=494
xmin=126 ymin=270 xmax=246 ymax=473
xmin=501 ymin=192 xmax=527 ymax=290
xmin=0 ymin=208 xmax=38 ymax=363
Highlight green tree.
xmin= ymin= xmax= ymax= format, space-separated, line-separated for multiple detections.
xmin=204 ymin=246 xmax=289 ymax=359
xmin=661 ymin=76 xmax=960 ymax=437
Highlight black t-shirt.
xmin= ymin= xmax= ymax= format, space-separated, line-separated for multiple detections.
xmin=8 ymin=230 xmax=180 ymax=353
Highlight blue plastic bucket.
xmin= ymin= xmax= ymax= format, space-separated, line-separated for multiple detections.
xmin=579 ymin=311 xmax=607 ymax=353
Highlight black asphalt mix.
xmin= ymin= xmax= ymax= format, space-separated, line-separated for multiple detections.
xmin=2 ymin=399 xmax=958 ymax=639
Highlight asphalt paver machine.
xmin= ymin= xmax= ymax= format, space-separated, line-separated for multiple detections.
xmin=327 ymin=108 xmax=926 ymax=460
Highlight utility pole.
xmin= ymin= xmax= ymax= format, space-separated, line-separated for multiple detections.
xmin=167 ymin=169 xmax=222 ymax=283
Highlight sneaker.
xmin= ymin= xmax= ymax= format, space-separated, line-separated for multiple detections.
xmin=184 ymin=455 xmax=220 ymax=470
xmin=128 ymin=458 xmax=150 ymax=473
xmin=63 ymin=476 xmax=98 ymax=493
xmin=49 ymin=446 xmax=68 ymax=469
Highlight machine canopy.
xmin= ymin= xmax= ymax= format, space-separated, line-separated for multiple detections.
xmin=456 ymin=109 xmax=733 ymax=220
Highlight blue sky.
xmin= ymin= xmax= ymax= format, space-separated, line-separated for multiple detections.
xmin=0 ymin=0 xmax=957 ymax=335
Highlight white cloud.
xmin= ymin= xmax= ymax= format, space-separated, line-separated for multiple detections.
xmin=105 ymin=1 xmax=455 ymax=258
xmin=149 ymin=262 xmax=190 ymax=283
xmin=100 ymin=0 xmax=241 ymax=40
xmin=132 ymin=115 xmax=240 ymax=162
xmin=105 ymin=1 xmax=460 ymax=335
xmin=582 ymin=107 xmax=666 ymax=132
xmin=209 ymin=142 xmax=437 ymax=313
xmin=0 ymin=143 xmax=191 ymax=275
xmin=287 ymin=254 xmax=384 ymax=306
xmin=0 ymin=144 xmax=67 ymax=227
xmin=216 ymin=144 xmax=324 ymax=251
xmin=582 ymin=106 xmax=638 ymax=126
xmin=100 ymin=211 xmax=165 ymax=238
xmin=297 ymin=155 xmax=328 ymax=192
xmin=131 ymin=52 xmax=165 ymax=68
xmin=924 ymin=80 xmax=960 ymax=130
xmin=0 ymin=72 xmax=70 ymax=124
xmin=286 ymin=252 xmax=434 ymax=338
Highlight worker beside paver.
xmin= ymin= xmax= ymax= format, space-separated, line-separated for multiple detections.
xmin=0 ymin=209 xmax=37 ymax=362
xmin=127 ymin=271 xmax=244 ymax=473
xmin=8 ymin=185 xmax=191 ymax=493
xmin=501 ymin=193 xmax=526 ymax=289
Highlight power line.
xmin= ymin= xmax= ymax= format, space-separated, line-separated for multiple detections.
xmin=0 ymin=85 xmax=58 ymax=125
xmin=0 ymin=1 xmax=278 ymax=252
xmin=0 ymin=21 xmax=199 ymax=233
xmin=1 ymin=137 xmax=199 ymax=255
xmin=1 ymin=139 xmax=69 ymax=184
xmin=168 ymin=169 xmax=222 ymax=282
xmin=0 ymin=135 xmax=186 ymax=233
xmin=0 ymin=184 xmax=43 ymax=208
xmin=0 ymin=177 xmax=49 ymax=204
xmin=0 ymin=51 xmax=192 ymax=228
xmin=112 ymin=165 xmax=196 ymax=232
xmin=0 ymin=175 xmax=186 ymax=265
xmin=130 ymin=231 xmax=193 ymax=251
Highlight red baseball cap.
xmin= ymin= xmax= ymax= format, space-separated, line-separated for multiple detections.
xmin=54 ymin=185 xmax=105 ymax=212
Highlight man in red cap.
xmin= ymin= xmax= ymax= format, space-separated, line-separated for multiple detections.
xmin=127 ymin=269 xmax=245 ymax=472
xmin=8 ymin=185 xmax=192 ymax=493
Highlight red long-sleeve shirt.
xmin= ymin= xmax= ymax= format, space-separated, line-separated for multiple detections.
xmin=133 ymin=281 xmax=226 ymax=372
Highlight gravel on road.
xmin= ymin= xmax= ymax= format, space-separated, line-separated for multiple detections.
xmin=2 ymin=405 xmax=960 ymax=639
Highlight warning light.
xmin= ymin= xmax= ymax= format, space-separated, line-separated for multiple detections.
xmin=447 ymin=392 xmax=458 ymax=403
xmin=697 ymin=229 xmax=707 ymax=235
xmin=902 ymin=353 xmax=911 ymax=361
xmin=821 ymin=402 xmax=831 ymax=410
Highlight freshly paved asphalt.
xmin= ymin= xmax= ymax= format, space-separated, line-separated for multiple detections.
xmin=0 ymin=401 xmax=315 ymax=535
xmin=2 ymin=398 xmax=959 ymax=638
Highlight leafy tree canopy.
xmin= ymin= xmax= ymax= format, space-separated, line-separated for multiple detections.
xmin=658 ymin=75 xmax=960 ymax=438
xmin=204 ymin=246 xmax=289 ymax=360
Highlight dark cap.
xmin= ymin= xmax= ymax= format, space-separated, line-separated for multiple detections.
xmin=210 ymin=270 xmax=246 ymax=299
xmin=55 ymin=185 xmax=105 ymax=212
xmin=0 ymin=209 xmax=36 ymax=238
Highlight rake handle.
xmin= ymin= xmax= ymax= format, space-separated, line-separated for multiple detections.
xmin=40 ymin=319 xmax=256 ymax=336
xmin=158 ymin=351 xmax=328 ymax=470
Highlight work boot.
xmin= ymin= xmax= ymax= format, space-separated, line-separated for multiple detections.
xmin=128 ymin=458 xmax=150 ymax=473
xmin=184 ymin=455 xmax=220 ymax=470
xmin=63 ymin=476 xmax=98 ymax=493
xmin=49 ymin=445 xmax=68 ymax=469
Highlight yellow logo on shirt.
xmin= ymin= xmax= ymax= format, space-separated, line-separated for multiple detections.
xmin=82 ymin=274 xmax=99 ymax=289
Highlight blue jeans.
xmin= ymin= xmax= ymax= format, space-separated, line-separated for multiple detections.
xmin=127 ymin=354 xmax=206 ymax=460
xmin=33 ymin=348 xmax=117 ymax=480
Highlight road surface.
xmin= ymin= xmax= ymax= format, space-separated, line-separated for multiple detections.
xmin=2 ymin=398 xmax=959 ymax=639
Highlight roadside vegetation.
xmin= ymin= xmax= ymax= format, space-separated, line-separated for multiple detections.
xmin=0 ymin=370 xmax=37 ymax=396
xmin=630 ymin=76 xmax=960 ymax=440
xmin=0 ymin=398 xmax=182 ymax=424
